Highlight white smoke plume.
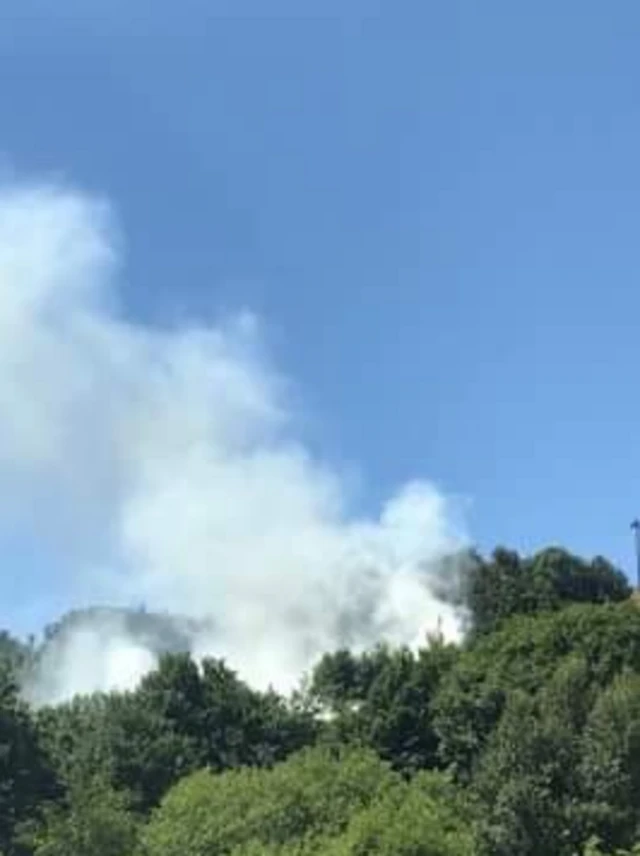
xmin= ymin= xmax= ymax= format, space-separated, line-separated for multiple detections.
xmin=0 ymin=178 xmax=469 ymax=704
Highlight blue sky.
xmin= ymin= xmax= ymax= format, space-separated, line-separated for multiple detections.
xmin=2 ymin=1 xmax=640 ymax=636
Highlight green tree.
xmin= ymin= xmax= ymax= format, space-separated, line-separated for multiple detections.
xmin=198 ymin=657 xmax=317 ymax=771
xmin=36 ymin=694 xmax=116 ymax=791
xmin=319 ymin=771 xmax=476 ymax=856
xmin=37 ymin=685 xmax=196 ymax=813
xmin=0 ymin=632 xmax=31 ymax=682
xmin=141 ymin=746 xmax=400 ymax=856
xmin=309 ymin=640 xmax=457 ymax=773
xmin=433 ymin=602 xmax=640 ymax=780
xmin=38 ymin=652 xmax=317 ymax=813
xmin=460 ymin=547 xmax=630 ymax=637
xmin=29 ymin=778 xmax=140 ymax=856
xmin=578 ymin=673 xmax=640 ymax=851
xmin=471 ymin=687 xmax=581 ymax=856
xmin=0 ymin=671 xmax=60 ymax=855
xmin=582 ymin=837 xmax=640 ymax=855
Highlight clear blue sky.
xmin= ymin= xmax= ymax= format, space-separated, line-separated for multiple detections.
xmin=2 ymin=0 xmax=640 ymax=600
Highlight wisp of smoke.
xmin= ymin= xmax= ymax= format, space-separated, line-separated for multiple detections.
xmin=0 ymin=178 xmax=469 ymax=704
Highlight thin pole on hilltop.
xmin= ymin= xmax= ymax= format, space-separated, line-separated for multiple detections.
xmin=631 ymin=519 xmax=640 ymax=591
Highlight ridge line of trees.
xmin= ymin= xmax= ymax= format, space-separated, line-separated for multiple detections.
xmin=1 ymin=545 xmax=639 ymax=855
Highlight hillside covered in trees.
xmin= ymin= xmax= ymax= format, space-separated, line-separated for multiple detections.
xmin=3 ymin=546 xmax=640 ymax=855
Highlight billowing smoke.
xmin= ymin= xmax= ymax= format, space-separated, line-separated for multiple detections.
xmin=0 ymin=178 xmax=469 ymax=704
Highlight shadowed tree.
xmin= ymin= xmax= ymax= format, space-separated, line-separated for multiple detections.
xmin=0 ymin=670 xmax=61 ymax=856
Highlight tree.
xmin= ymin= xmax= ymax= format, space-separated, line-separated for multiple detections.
xmin=471 ymin=688 xmax=581 ymax=856
xmin=37 ymin=651 xmax=318 ymax=814
xmin=142 ymin=754 xmax=475 ymax=856
xmin=319 ymin=771 xmax=476 ymax=856
xmin=29 ymin=778 xmax=140 ymax=856
xmin=578 ymin=673 xmax=640 ymax=851
xmin=582 ymin=838 xmax=640 ymax=855
xmin=0 ymin=632 xmax=31 ymax=682
xmin=0 ymin=542 xmax=637 ymax=855
xmin=0 ymin=671 xmax=61 ymax=855
xmin=433 ymin=602 xmax=640 ymax=780
xmin=459 ymin=547 xmax=630 ymax=637
xmin=141 ymin=746 xmax=401 ymax=856
xmin=308 ymin=640 xmax=458 ymax=773
xmin=198 ymin=656 xmax=317 ymax=771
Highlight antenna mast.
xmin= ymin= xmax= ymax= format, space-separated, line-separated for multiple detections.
xmin=631 ymin=519 xmax=640 ymax=591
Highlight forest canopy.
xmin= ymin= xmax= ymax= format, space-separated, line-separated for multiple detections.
xmin=1 ymin=545 xmax=639 ymax=856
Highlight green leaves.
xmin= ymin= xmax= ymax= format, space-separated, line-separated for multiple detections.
xmin=319 ymin=772 xmax=476 ymax=856
xmin=433 ymin=602 xmax=640 ymax=780
xmin=141 ymin=747 xmax=474 ymax=856
xmin=308 ymin=641 xmax=458 ymax=773
xmin=577 ymin=673 xmax=640 ymax=850
xmin=2 ymin=544 xmax=640 ymax=855
xmin=460 ymin=547 xmax=630 ymax=637
xmin=0 ymin=671 xmax=60 ymax=855
xmin=471 ymin=688 xmax=582 ymax=856
xmin=141 ymin=746 xmax=398 ymax=855
xmin=36 ymin=652 xmax=318 ymax=813
xmin=29 ymin=779 xmax=140 ymax=856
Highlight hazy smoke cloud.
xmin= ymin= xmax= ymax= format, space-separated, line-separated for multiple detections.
xmin=0 ymin=178 xmax=469 ymax=702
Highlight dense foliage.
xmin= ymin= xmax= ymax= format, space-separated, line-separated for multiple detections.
xmin=2 ymin=545 xmax=640 ymax=854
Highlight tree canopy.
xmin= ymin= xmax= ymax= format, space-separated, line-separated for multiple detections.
xmin=1 ymin=544 xmax=640 ymax=855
